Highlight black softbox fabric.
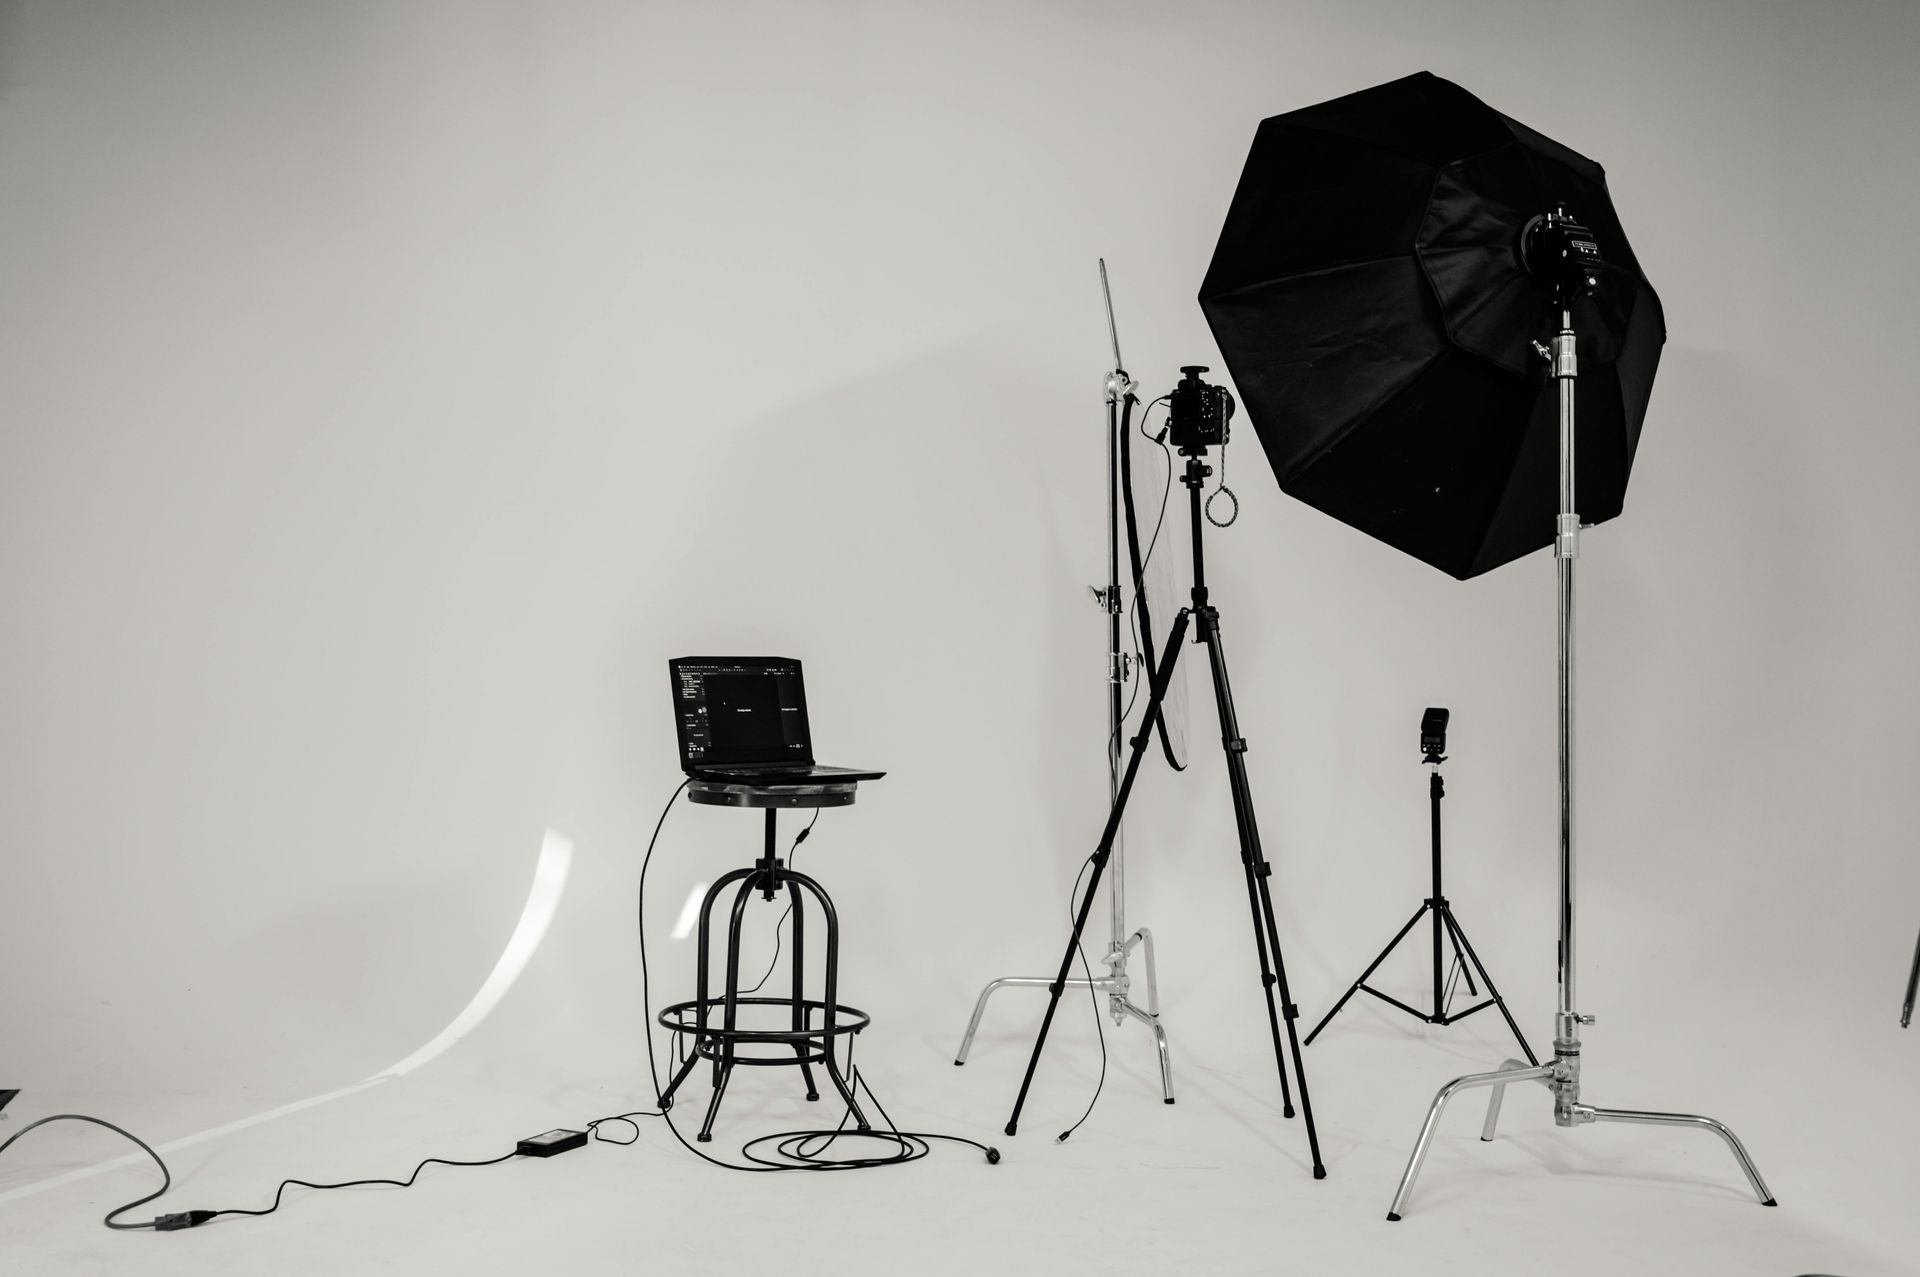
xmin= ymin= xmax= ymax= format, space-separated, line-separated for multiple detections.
xmin=1198 ymin=71 xmax=1664 ymax=579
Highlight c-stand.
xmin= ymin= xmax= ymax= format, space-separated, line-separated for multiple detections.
xmin=1001 ymin=432 xmax=1326 ymax=1179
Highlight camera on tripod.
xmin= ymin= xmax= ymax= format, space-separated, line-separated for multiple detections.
xmin=1168 ymin=365 xmax=1234 ymax=454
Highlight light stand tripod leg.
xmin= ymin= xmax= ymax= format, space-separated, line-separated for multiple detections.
xmin=955 ymin=977 xmax=1060 ymax=1065
xmin=1003 ymin=610 xmax=1191 ymax=1138
xmin=1386 ymin=1062 xmax=1554 ymax=1220
xmin=1305 ymin=903 xmax=1430 ymax=1044
xmin=1450 ymin=925 xmax=1479 ymax=998
xmin=1584 ymin=1107 xmax=1775 ymax=1205
xmin=1477 ymin=1058 xmax=1540 ymax=1140
xmin=1438 ymin=908 xmax=1537 ymax=1065
xmin=1121 ymin=927 xmax=1175 ymax=1102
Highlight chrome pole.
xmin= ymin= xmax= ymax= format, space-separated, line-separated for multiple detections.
xmin=1386 ymin=293 xmax=1773 ymax=1220
xmin=951 ymin=262 xmax=1174 ymax=1101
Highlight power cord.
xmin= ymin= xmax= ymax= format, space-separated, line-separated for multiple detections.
xmin=0 ymin=1114 xmax=175 ymax=1230
xmin=736 ymin=809 xmax=821 ymax=996
xmin=1054 ymin=853 xmax=1108 ymax=1143
xmin=0 ymin=1112 xmax=521 ymax=1232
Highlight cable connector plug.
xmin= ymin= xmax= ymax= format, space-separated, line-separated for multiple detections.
xmin=985 ymin=1147 xmax=1001 ymax=1164
xmin=154 ymin=1210 xmax=215 ymax=1231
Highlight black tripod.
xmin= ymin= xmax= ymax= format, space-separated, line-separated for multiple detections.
xmin=1304 ymin=748 xmax=1535 ymax=1063
xmin=1002 ymin=445 xmax=1325 ymax=1179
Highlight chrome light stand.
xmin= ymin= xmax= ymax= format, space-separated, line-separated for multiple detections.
xmin=952 ymin=262 xmax=1176 ymax=1102
xmin=1386 ymin=229 xmax=1776 ymax=1219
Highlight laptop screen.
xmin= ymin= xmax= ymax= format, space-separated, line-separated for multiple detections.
xmin=670 ymin=657 xmax=814 ymax=768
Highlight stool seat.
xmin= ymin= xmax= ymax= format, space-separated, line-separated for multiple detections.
xmin=686 ymin=780 xmax=857 ymax=809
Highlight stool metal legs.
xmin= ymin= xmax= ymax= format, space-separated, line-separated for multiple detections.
xmin=657 ymin=820 xmax=870 ymax=1142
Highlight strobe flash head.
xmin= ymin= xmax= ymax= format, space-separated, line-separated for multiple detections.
xmin=1421 ymin=707 xmax=1449 ymax=763
xmin=1519 ymin=205 xmax=1603 ymax=300
xmin=1168 ymin=365 xmax=1234 ymax=455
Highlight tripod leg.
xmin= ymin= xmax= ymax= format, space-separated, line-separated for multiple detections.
xmin=1198 ymin=605 xmax=1326 ymax=1174
xmin=1305 ymin=903 xmax=1430 ymax=1045
xmin=1439 ymin=907 xmax=1538 ymax=1066
xmin=1003 ymin=609 xmax=1191 ymax=1138
xmin=1253 ymin=867 xmax=1325 ymax=1172
xmin=1904 ymin=923 xmax=1920 ymax=1028
xmin=1451 ymin=927 xmax=1479 ymax=998
xmin=1237 ymin=849 xmax=1295 ymax=1118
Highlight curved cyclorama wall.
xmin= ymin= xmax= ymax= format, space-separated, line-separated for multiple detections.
xmin=0 ymin=0 xmax=1915 ymax=1182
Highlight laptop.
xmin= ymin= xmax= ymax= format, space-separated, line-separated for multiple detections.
xmin=669 ymin=656 xmax=885 ymax=784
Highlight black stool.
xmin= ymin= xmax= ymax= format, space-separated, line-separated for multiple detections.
xmin=657 ymin=781 xmax=871 ymax=1142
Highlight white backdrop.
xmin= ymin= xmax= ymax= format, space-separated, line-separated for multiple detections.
xmin=3 ymin=2 xmax=1917 ymax=1272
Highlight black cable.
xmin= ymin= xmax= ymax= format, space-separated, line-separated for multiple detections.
xmin=1055 ymin=853 xmax=1109 ymax=1143
xmin=1118 ymin=393 xmax=1168 ymax=770
xmin=0 ymin=1114 xmax=174 ymax=1230
xmin=638 ymin=778 xmax=693 ymax=1106
xmin=0 ymin=1112 xmax=523 ymax=1232
xmin=197 ymin=1150 xmax=518 ymax=1224
xmin=1111 ymin=395 xmax=1174 ymax=767
xmin=737 ymin=809 xmax=821 ymax=996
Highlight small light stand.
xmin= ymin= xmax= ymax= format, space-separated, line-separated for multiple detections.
xmin=1304 ymin=709 xmax=1536 ymax=1062
xmin=1385 ymin=210 xmax=1775 ymax=1219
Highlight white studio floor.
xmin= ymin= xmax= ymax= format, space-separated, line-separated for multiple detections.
xmin=4 ymin=981 xmax=1914 ymax=1277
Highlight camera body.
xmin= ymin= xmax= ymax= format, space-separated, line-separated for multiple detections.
xmin=1168 ymin=365 xmax=1234 ymax=454
xmin=1421 ymin=707 xmax=1449 ymax=763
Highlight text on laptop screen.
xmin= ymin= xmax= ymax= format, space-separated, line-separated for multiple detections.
xmin=673 ymin=659 xmax=812 ymax=765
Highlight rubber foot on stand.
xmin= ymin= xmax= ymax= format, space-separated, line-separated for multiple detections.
xmin=1164 ymin=1098 xmax=1175 ymax=1105
xmin=1283 ymin=1105 xmax=1295 ymax=1119
xmin=1003 ymin=1121 xmax=1018 ymax=1137
xmin=1763 ymin=1198 xmax=1777 ymax=1207
xmin=697 ymin=1133 xmax=712 ymax=1143
xmin=806 ymin=1092 xmax=819 ymax=1101
xmin=953 ymin=1060 xmax=964 ymax=1066
xmin=1313 ymin=1165 xmax=1326 ymax=1180
xmin=1386 ymin=1212 xmax=1401 ymax=1222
